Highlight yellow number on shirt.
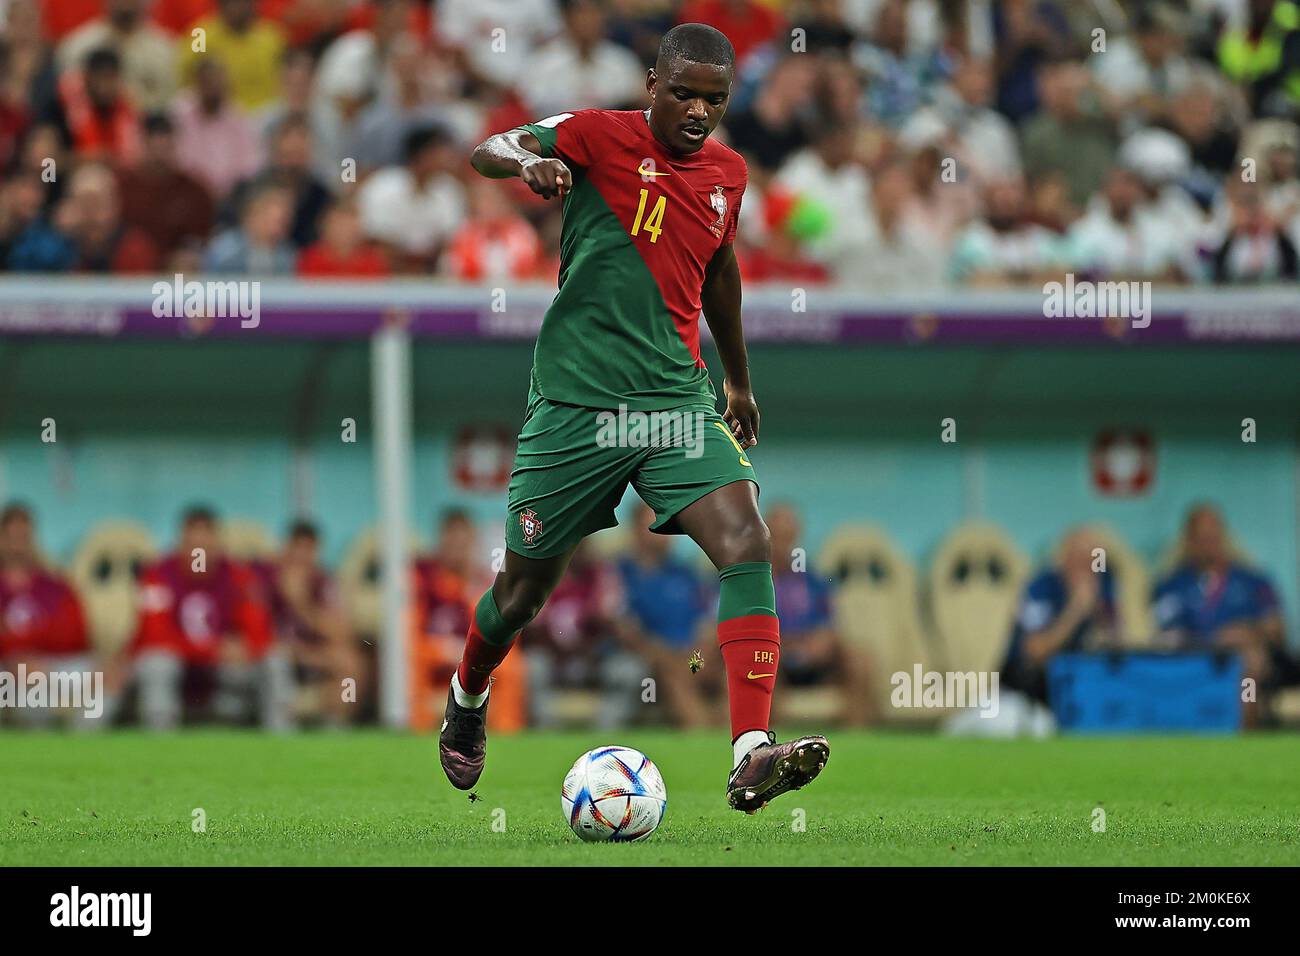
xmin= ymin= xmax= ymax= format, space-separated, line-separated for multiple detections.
xmin=630 ymin=188 xmax=666 ymax=243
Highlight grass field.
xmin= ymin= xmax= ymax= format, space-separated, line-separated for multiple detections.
xmin=4 ymin=730 xmax=1300 ymax=866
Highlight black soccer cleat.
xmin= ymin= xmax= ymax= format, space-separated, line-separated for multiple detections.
xmin=439 ymin=685 xmax=489 ymax=791
xmin=726 ymin=732 xmax=830 ymax=814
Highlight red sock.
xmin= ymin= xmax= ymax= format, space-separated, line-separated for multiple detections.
xmin=718 ymin=615 xmax=781 ymax=739
xmin=456 ymin=619 xmax=517 ymax=695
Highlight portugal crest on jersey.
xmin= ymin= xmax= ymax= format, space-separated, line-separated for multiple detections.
xmin=519 ymin=508 xmax=543 ymax=546
xmin=709 ymin=185 xmax=727 ymax=238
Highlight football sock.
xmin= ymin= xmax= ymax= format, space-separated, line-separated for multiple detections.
xmin=716 ymin=561 xmax=781 ymax=744
xmin=733 ymin=730 xmax=771 ymax=769
xmin=455 ymin=588 xmax=519 ymax=697
xmin=451 ymin=670 xmax=488 ymax=709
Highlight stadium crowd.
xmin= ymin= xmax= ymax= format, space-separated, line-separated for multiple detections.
xmin=1 ymin=0 xmax=1300 ymax=286
xmin=1 ymin=497 xmax=1294 ymax=731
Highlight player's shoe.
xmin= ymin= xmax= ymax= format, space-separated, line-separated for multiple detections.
xmin=439 ymin=685 xmax=489 ymax=790
xmin=726 ymin=732 xmax=830 ymax=813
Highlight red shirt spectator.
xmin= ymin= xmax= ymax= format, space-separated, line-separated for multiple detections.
xmin=41 ymin=0 xmax=102 ymax=42
xmin=297 ymin=200 xmax=391 ymax=277
xmin=0 ymin=568 xmax=90 ymax=661
xmin=676 ymin=0 xmax=785 ymax=66
xmin=57 ymin=53 xmax=143 ymax=166
xmin=412 ymin=557 xmax=474 ymax=640
xmin=132 ymin=554 xmax=273 ymax=665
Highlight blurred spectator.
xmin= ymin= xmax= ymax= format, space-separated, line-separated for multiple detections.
xmin=1000 ymin=526 xmax=1120 ymax=708
xmin=435 ymin=0 xmax=562 ymax=90
xmin=0 ymin=503 xmax=93 ymax=727
xmin=346 ymin=34 xmax=450 ymax=176
xmin=1067 ymin=164 xmax=1186 ymax=279
xmin=313 ymin=0 xmax=413 ymax=155
xmin=853 ymin=0 xmax=947 ymax=128
xmin=256 ymin=520 xmax=359 ymax=727
xmin=990 ymin=0 xmax=1074 ymax=122
xmin=1216 ymin=0 xmax=1300 ymax=116
xmin=1154 ymin=503 xmax=1298 ymax=721
xmin=58 ymin=47 xmax=144 ymax=165
xmin=520 ymin=541 xmax=642 ymax=729
xmin=521 ymin=0 xmax=646 ymax=118
xmin=129 ymin=506 xmax=291 ymax=730
xmin=443 ymin=177 xmax=543 ymax=280
xmin=1092 ymin=2 xmax=1202 ymax=131
xmin=40 ymin=0 xmax=104 ymax=44
xmin=1021 ymin=55 xmax=1118 ymax=209
xmin=179 ymin=0 xmax=287 ymax=112
xmin=118 ymin=113 xmax=216 ymax=255
xmin=676 ymin=0 xmax=785 ymax=67
xmin=0 ymin=171 xmax=76 ymax=271
xmin=1211 ymin=172 xmax=1300 ymax=280
xmin=903 ymin=53 xmax=1021 ymax=184
xmin=722 ymin=53 xmax=817 ymax=171
xmin=203 ymin=180 xmax=298 ymax=273
xmin=58 ymin=0 xmax=179 ymax=113
xmin=847 ymin=158 xmax=944 ymax=291
xmin=768 ymin=503 xmax=875 ymax=726
xmin=173 ymin=58 xmax=262 ymax=201
xmin=614 ymin=504 xmax=719 ymax=728
xmin=61 ymin=162 xmax=160 ymax=273
xmin=4 ymin=1 xmax=60 ymax=130
xmin=607 ymin=0 xmax=680 ymax=66
xmin=223 ymin=112 xmax=330 ymax=247
xmin=949 ymin=175 xmax=1067 ymax=284
xmin=1241 ymin=116 xmax=1300 ymax=247
xmin=297 ymin=198 xmax=390 ymax=277
xmin=357 ymin=124 xmax=466 ymax=271
xmin=773 ymin=116 xmax=873 ymax=276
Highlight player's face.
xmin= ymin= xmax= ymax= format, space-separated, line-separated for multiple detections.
xmin=647 ymin=60 xmax=732 ymax=155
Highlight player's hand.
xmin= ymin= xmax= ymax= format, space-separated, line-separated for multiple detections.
xmin=723 ymin=379 xmax=759 ymax=448
xmin=520 ymin=157 xmax=572 ymax=200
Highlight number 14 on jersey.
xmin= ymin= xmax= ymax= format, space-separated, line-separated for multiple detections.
xmin=630 ymin=188 xmax=666 ymax=243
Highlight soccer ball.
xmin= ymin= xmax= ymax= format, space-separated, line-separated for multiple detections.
xmin=562 ymin=746 xmax=667 ymax=842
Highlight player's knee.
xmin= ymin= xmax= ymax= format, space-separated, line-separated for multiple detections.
xmin=495 ymin=578 xmax=551 ymax=630
xmin=718 ymin=517 xmax=771 ymax=567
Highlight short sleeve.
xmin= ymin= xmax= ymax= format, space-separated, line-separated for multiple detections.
xmin=517 ymin=110 xmax=601 ymax=169
xmin=723 ymin=168 xmax=747 ymax=245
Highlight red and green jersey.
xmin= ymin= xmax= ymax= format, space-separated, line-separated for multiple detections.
xmin=518 ymin=108 xmax=748 ymax=411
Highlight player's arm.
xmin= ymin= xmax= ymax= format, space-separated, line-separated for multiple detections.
xmin=470 ymin=129 xmax=572 ymax=200
xmin=701 ymin=242 xmax=758 ymax=447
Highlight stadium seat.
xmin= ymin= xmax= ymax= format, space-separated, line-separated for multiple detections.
xmin=69 ymin=521 xmax=159 ymax=655
xmin=818 ymin=524 xmax=936 ymax=723
xmin=221 ymin=519 xmax=278 ymax=562
xmin=1081 ymin=526 xmax=1156 ymax=647
xmin=927 ymin=522 xmax=1030 ymax=675
xmin=337 ymin=527 xmax=424 ymax=640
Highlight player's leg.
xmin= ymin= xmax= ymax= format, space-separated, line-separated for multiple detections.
xmin=672 ymin=481 xmax=831 ymax=812
xmin=440 ymin=545 xmax=576 ymax=789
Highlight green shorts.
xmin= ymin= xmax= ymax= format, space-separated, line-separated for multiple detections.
xmin=505 ymin=384 xmax=759 ymax=559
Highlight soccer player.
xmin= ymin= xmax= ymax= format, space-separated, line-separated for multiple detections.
xmin=440 ymin=23 xmax=830 ymax=813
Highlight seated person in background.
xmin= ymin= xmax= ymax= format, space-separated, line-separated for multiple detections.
xmin=0 ymin=503 xmax=94 ymax=727
xmin=256 ymin=520 xmax=359 ymax=727
xmin=1153 ymin=503 xmax=1296 ymax=719
xmin=130 ymin=506 xmax=291 ymax=730
xmin=615 ymin=504 xmax=720 ymax=729
xmin=519 ymin=541 xmax=642 ymax=730
xmin=1001 ymin=525 xmax=1120 ymax=708
xmin=411 ymin=508 xmax=526 ymax=731
xmin=768 ymin=503 xmax=876 ymax=726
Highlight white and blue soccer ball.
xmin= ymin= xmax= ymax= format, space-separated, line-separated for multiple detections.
xmin=562 ymin=746 xmax=667 ymax=842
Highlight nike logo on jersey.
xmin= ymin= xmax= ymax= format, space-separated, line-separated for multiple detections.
xmin=747 ymin=671 xmax=776 ymax=680
xmin=637 ymin=161 xmax=671 ymax=178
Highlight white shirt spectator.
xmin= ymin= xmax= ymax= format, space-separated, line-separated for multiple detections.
xmin=1068 ymin=197 xmax=1186 ymax=277
xmin=774 ymin=147 xmax=874 ymax=273
xmin=58 ymin=17 xmax=178 ymax=112
xmin=436 ymin=0 xmax=561 ymax=88
xmin=357 ymin=167 xmax=466 ymax=257
xmin=902 ymin=89 xmax=1022 ymax=184
xmin=521 ymin=37 xmax=646 ymax=119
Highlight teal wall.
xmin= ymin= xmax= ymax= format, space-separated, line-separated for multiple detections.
xmin=1 ymin=338 xmax=1296 ymax=642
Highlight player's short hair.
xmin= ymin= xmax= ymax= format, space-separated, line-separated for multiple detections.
xmin=0 ymin=501 xmax=33 ymax=528
xmin=656 ymin=23 xmax=736 ymax=76
xmin=181 ymin=504 xmax=218 ymax=528
xmin=287 ymin=519 xmax=319 ymax=542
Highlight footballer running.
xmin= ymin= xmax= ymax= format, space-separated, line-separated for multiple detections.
xmin=439 ymin=23 xmax=830 ymax=814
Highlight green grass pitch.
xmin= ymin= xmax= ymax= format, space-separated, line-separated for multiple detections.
xmin=4 ymin=730 xmax=1300 ymax=866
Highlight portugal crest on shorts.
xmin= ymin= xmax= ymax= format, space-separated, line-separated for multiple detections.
xmin=519 ymin=508 xmax=543 ymax=546
xmin=709 ymin=185 xmax=727 ymax=237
